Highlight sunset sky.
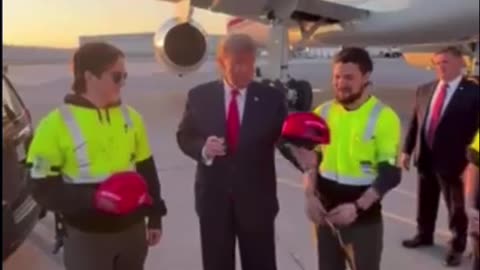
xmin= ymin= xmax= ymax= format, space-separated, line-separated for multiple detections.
xmin=3 ymin=0 xmax=229 ymax=48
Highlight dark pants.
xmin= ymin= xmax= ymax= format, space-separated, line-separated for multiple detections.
xmin=63 ymin=222 xmax=148 ymax=270
xmin=416 ymin=167 xmax=468 ymax=252
xmin=198 ymin=200 xmax=277 ymax=270
xmin=316 ymin=220 xmax=383 ymax=270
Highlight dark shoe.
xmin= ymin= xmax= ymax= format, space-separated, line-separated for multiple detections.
xmin=402 ymin=235 xmax=434 ymax=248
xmin=444 ymin=251 xmax=462 ymax=267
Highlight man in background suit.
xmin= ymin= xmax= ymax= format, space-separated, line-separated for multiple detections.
xmin=401 ymin=46 xmax=479 ymax=267
xmin=176 ymin=34 xmax=290 ymax=270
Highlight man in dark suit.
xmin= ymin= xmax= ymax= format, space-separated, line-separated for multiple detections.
xmin=401 ymin=46 xmax=479 ymax=267
xmin=176 ymin=34 xmax=290 ymax=270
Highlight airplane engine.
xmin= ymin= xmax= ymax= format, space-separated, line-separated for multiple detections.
xmin=153 ymin=18 xmax=207 ymax=76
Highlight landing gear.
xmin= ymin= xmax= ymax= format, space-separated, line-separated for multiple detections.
xmin=466 ymin=41 xmax=479 ymax=78
xmin=258 ymin=77 xmax=313 ymax=111
xmin=287 ymin=79 xmax=313 ymax=111
xmin=256 ymin=13 xmax=314 ymax=112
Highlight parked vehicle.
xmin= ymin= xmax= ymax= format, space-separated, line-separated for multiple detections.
xmin=3 ymin=72 xmax=41 ymax=261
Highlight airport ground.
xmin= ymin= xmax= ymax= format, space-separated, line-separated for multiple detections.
xmin=3 ymin=58 xmax=475 ymax=270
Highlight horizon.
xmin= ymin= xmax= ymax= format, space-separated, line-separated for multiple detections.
xmin=3 ymin=0 xmax=229 ymax=48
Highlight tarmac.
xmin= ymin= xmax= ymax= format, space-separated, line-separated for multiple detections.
xmin=2 ymin=58 xmax=475 ymax=270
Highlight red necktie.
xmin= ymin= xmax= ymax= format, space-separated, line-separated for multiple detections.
xmin=427 ymin=83 xmax=448 ymax=147
xmin=226 ymin=90 xmax=240 ymax=153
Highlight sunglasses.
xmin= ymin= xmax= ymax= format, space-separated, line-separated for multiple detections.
xmin=111 ymin=71 xmax=128 ymax=84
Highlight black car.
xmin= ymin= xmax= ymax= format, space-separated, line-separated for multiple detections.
xmin=2 ymin=72 xmax=42 ymax=261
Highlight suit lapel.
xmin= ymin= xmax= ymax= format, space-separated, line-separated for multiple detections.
xmin=239 ymin=84 xmax=258 ymax=147
xmin=419 ymin=81 xmax=437 ymax=130
xmin=212 ymin=81 xmax=226 ymax=138
xmin=440 ymin=77 xmax=466 ymax=119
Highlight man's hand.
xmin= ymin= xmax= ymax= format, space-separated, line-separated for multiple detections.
xmin=356 ymin=188 xmax=380 ymax=210
xmin=327 ymin=203 xmax=358 ymax=226
xmin=147 ymin=228 xmax=162 ymax=246
xmin=400 ymin=153 xmax=411 ymax=171
xmin=305 ymin=193 xmax=327 ymax=225
xmin=203 ymin=136 xmax=226 ymax=159
xmin=290 ymin=145 xmax=318 ymax=171
xmin=468 ymin=208 xmax=479 ymax=236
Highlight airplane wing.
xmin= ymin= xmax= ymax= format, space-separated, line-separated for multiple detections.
xmin=284 ymin=0 xmax=370 ymax=23
xmin=193 ymin=0 xmax=370 ymax=26
xmin=220 ymin=0 xmax=371 ymax=45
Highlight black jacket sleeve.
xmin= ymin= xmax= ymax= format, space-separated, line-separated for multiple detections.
xmin=403 ymin=87 xmax=419 ymax=155
xmin=30 ymin=176 xmax=97 ymax=215
xmin=136 ymin=157 xmax=167 ymax=229
xmin=277 ymin=139 xmax=303 ymax=171
xmin=176 ymin=92 xmax=205 ymax=162
xmin=372 ymin=162 xmax=402 ymax=197
xmin=467 ymin=148 xmax=479 ymax=167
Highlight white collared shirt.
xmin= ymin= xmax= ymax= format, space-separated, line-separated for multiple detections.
xmin=223 ymin=81 xmax=247 ymax=123
xmin=201 ymin=81 xmax=248 ymax=165
xmin=425 ymin=75 xmax=463 ymax=134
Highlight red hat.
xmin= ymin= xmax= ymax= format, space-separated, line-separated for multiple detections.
xmin=281 ymin=112 xmax=330 ymax=149
xmin=94 ymin=171 xmax=153 ymax=215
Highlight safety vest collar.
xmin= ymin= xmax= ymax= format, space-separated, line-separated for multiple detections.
xmin=64 ymin=94 xmax=126 ymax=124
xmin=326 ymin=95 xmax=378 ymax=113
xmin=64 ymin=94 xmax=122 ymax=109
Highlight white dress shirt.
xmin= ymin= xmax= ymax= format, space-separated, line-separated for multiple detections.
xmin=201 ymin=81 xmax=247 ymax=165
xmin=424 ymin=75 xmax=463 ymax=135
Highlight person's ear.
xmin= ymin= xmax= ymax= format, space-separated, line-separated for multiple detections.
xmin=84 ymin=70 xmax=96 ymax=82
xmin=216 ymin=56 xmax=227 ymax=77
xmin=363 ymin=72 xmax=371 ymax=86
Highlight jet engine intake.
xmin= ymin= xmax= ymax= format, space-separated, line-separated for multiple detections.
xmin=153 ymin=18 xmax=207 ymax=76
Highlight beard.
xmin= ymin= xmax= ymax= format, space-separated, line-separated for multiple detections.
xmin=334 ymin=82 xmax=370 ymax=106
xmin=335 ymin=87 xmax=364 ymax=106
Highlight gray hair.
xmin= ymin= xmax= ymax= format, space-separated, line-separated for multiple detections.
xmin=434 ymin=46 xmax=465 ymax=58
xmin=216 ymin=33 xmax=257 ymax=60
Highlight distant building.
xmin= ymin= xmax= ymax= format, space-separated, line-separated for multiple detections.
xmin=78 ymin=32 xmax=225 ymax=58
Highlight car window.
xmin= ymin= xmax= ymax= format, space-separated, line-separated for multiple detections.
xmin=2 ymin=78 xmax=25 ymax=123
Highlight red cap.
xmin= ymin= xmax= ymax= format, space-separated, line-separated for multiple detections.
xmin=95 ymin=171 xmax=153 ymax=215
xmin=281 ymin=112 xmax=330 ymax=148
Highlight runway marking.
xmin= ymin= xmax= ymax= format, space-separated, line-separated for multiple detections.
xmin=276 ymin=177 xmax=451 ymax=238
xmin=393 ymin=187 xmax=417 ymax=199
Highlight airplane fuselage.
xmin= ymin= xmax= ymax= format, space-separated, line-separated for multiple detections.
xmin=308 ymin=0 xmax=479 ymax=46
xmin=201 ymin=0 xmax=479 ymax=47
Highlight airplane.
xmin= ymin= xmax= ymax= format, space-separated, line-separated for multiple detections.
xmin=152 ymin=0 xmax=479 ymax=111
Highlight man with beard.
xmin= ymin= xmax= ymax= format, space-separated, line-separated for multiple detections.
xmin=290 ymin=47 xmax=402 ymax=270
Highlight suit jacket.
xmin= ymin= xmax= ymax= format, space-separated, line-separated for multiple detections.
xmin=403 ymin=77 xmax=479 ymax=176
xmin=176 ymin=80 xmax=288 ymax=226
